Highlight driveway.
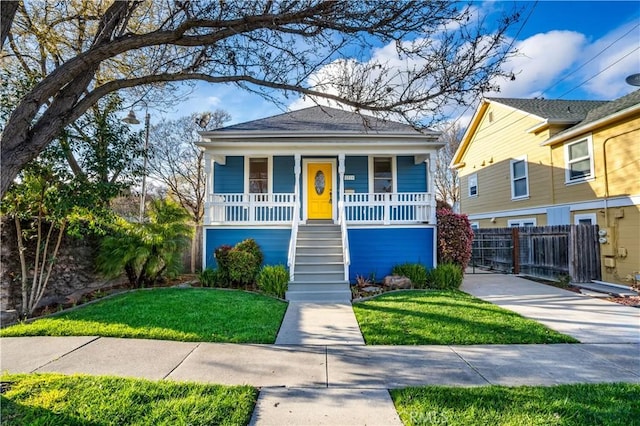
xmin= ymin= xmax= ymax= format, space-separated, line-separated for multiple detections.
xmin=462 ymin=273 xmax=640 ymax=344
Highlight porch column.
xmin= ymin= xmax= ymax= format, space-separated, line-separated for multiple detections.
xmin=204 ymin=152 xmax=214 ymax=225
xmin=338 ymin=154 xmax=346 ymax=203
xmin=428 ymin=154 xmax=437 ymax=224
xmin=294 ymin=154 xmax=301 ymax=220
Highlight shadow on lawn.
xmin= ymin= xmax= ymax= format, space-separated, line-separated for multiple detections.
xmin=353 ymin=292 xmax=577 ymax=344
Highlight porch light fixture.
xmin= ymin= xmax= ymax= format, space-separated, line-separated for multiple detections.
xmin=122 ymin=105 xmax=150 ymax=222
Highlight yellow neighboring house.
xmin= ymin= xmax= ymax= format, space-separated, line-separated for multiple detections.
xmin=452 ymin=90 xmax=640 ymax=285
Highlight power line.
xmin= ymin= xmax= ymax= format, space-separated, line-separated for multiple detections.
xmin=558 ymin=46 xmax=640 ymax=98
xmin=542 ymin=22 xmax=640 ymax=97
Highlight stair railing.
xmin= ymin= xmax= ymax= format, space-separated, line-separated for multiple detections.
xmin=338 ymin=200 xmax=351 ymax=282
xmin=287 ymin=195 xmax=300 ymax=281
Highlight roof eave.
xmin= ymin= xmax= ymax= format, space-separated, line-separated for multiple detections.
xmin=541 ymin=104 xmax=640 ymax=146
xmin=451 ymin=100 xmax=490 ymax=169
xmin=526 ymin=119 xmax=579 ymax=134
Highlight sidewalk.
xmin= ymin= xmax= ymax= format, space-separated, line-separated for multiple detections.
xmin=1 ymin=274 xmax=639 ymax=425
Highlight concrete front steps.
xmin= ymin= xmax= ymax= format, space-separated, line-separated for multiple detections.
xmin=286 ymin=223 xmax=351 ymax=303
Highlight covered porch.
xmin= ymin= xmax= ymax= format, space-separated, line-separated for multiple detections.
xmin=202 ymin=154 xmax=437 ymax=227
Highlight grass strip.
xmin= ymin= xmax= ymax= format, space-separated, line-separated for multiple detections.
xmin=0 ymin=288 xmax=287 ymax=343
xmin=353 ymin=290 xmax=577 ymax=345
xmin=1 ymin=373 xmax=257 ymax=426
xmin=391 ymin=383 xmax=640 ymax=426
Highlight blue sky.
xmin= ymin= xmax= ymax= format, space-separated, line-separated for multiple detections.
xmin=157 ymin=1 xmax=640 ymax=128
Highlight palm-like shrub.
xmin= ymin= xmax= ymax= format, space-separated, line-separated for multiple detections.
xmin=98 ymin=199 xmax=193 ymax=288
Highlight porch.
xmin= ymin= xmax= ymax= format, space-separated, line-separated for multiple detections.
xmin=204 ymin=191 xmax=433 ymax=226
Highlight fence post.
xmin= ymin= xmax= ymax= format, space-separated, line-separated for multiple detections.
xmin=511 ymin=227 xmax=520 ymax=274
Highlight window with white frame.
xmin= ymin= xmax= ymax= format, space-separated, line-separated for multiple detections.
xmin=510 ymin=157 xmax=529 ymax=199
xmin=470 ymin=221 xmax=480 ymax=230
xmin=508 ymin=218 xmax=537 ymax=227
xmin=373 ymin=157 xmax=393 ymax=193
xmin=565 ymin=137 xmax=593 ymax=183
xmin=248 ymin=158 xmax=268 ymax=193
xmin=468 ymin=173 xmax=478 ymax=197
xmin=574 ymin=213 xmax=596 ymax=225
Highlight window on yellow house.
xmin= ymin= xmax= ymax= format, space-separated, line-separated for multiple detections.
xmin=565 ymin=138 xmax=593 ymax=183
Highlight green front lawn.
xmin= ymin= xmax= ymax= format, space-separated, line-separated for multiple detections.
xmin=1 ymin=373 xmax=256 ymax=426
xmin=0 ymin=288 xmax=287 ymax=343
xmin=353 ymin=290 xmax=577 ymax=345
xmin=392 ymin=383 xmax=640 ymax=426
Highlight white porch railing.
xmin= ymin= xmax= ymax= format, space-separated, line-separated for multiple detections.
xmin=287 ymin=199 xmax=301 ymax=281
xmin=343 ymin=192 xmax=431 ymax=224
xmin=338 ymin=200 xmax=351 ymax=281
xmin=206 ymin=193 xmax=296 ymax=224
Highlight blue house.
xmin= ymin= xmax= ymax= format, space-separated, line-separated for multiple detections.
xmin=197 ymin=106 xmax=443 ymax=301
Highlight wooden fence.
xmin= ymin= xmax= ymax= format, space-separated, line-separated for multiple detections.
xmin=471 ymin=225 xmax=601 ymax=283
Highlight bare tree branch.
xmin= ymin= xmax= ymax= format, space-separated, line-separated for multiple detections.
xmin=1 ymin=0 xmax=522 ymax=198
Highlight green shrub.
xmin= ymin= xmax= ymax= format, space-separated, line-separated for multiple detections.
xmin=227 ymin=250 xmax=259 ymax=286
xmin=427 ymin=262 xmax=464 ymax=290
xmin=198 ymin=268 xmax=223 ymax=288
xmin=257 ymin=265 xmax=289 ymax=299
xmin=391 ymin=263 xmax=428 ymax=288
xmin=213 ymin=239 xmax=263 ymax=287
xmin=235 ymin=239 xmax=264 ymax=266
xmin=97 ymin=199 xmax=192 ymax=288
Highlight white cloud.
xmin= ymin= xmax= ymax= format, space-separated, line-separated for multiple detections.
xmin=579 ymin=21 xmax=640 ymax=98
xmin=487 ymin=30 xmax=587 ymax=98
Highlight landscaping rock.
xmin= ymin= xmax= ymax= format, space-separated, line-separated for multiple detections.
xmin=1 ymin=310 xmax=19 ymax=326
xmin=383 ymin=275 xmax=412 ymax=289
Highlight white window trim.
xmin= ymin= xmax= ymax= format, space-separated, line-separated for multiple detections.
xmin=507 ymin=218 xmax=537 ymax=227
xmin=468 ymin=173 xmax=478 ymax=198
xmin=564 ymin=135 xmax=595 ymax=184
xmin=510 ymin=156 xmax=529 ymax=200
xmin=244 ymin=156 xmax=273 ymax=194
xmin=470 ymin=221 xmax=480 ymax=230
xmin=368 ymin=156 xmax=397 ymax=193
xmin=574 ymin=213 xmax=597 ymax=225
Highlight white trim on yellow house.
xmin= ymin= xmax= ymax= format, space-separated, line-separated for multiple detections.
xmin=466 ymin=194 xmax=640 ymax=220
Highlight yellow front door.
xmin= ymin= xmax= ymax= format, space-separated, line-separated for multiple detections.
xmin=307 ymin=163 xmax=333 ymax=220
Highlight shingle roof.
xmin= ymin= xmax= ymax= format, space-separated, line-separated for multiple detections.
xmin=580 ymin=89 xmax=640 ymax=126
xmin=213 ymin=106 xmax=421 ymax=134
xmin=486 ymin=97 xmax=609 ymax=122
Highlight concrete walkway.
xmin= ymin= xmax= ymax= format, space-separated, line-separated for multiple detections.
xmin=275 ymin=302 xmax=365 ymax=345
xmin=1 ymin=273 xmax=639 ymax=425
xmin=462 ymin=273 xmax=640 ymax=344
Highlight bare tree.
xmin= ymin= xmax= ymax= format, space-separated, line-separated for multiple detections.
xmin=148 ymin=110 xmax=231 ymax=272
xmin=434 ymin=122 xmax=463 ymax=210
xmin=1 ymin=0 xmax=522 ymax=198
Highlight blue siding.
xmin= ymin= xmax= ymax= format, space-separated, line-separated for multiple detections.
xmin=347 ymin=227 xmax=435 ymax=282
xmin=205 ymin=228 xmax=291 ymax=269
xmin=214 ymin=156 xmax=244 ymax=193
xmin=397 ymin=156 xmax=427 ymax=193
xmin=344 ymin=156 xmax=369 ymax=193
xmin=274 ymin=156 xmax=295 ymax=193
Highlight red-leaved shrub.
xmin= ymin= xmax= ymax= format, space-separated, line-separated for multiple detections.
xmin=437 ymin=209 xmax=474 ymax=270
